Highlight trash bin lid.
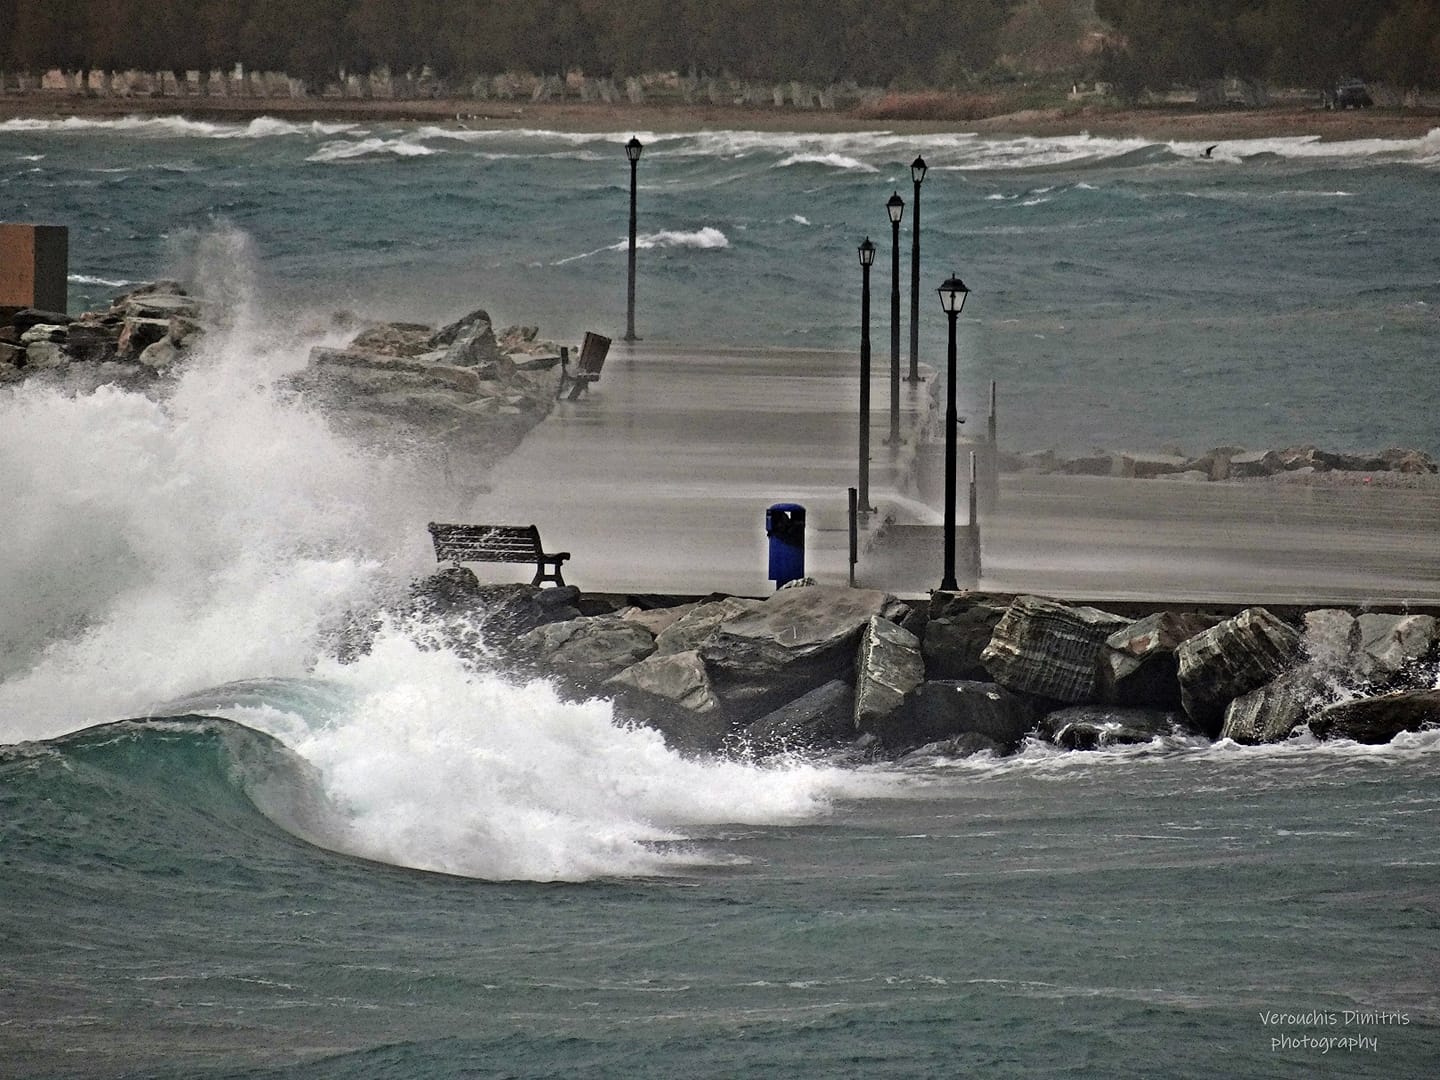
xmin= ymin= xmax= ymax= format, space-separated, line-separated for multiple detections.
xmin=768 ymin=502 xmax=806 ymax=513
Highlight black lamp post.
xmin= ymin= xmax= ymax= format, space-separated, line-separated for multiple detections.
xmin=907 ymin=155 xmax=927 ymax=382
xmin=624 ymin=136 xmax=643 ymax=342
xmin=938 ymin=272 xmax=970 ymax=592
xmin=886 ymin=191 xmax=904 ymax=446
xmin=858 ymin=237 xmax=877 ymax=514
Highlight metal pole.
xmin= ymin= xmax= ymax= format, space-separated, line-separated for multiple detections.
xmin=940 ymin=308 xmax=959 ymax=591
xmin=848 ymin=486 xmax=858 ymax=587
xmin=908 ymin=176 xmax=922 ymax=382
xmin=859 ymin=261 xmax=873 ymax=513
xmin=624 ymin=156 xmax=639 ymax=341
xmin=968 ymin=450 xmax=980 ymax=585
xmin=889 ymin=214 xmax=901 ymax=446
xmin=986 ymin=379 xmax=999 ymax=510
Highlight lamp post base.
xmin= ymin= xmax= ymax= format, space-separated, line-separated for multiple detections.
xmin=938 ymin=577 xmax=958 ymax=593
xmin=904 ymin=373 xmax=927 ymax=383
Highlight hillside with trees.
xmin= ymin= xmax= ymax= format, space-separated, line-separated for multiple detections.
xmin=1 ymin=0 xmax=1437 ymax=94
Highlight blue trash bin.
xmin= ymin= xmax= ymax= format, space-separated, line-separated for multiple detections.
xmin=766 ymin=503 xmax=806 ymax=587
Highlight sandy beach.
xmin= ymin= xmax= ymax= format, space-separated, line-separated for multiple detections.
xmin=3 ymin=91 xmax=1438 ymax=141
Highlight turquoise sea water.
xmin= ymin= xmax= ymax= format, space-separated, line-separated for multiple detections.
xmin=4 ymin=116 xmax=1439 ymax=454
xmin=2 ymin=117 xmax=1439 ymax=1076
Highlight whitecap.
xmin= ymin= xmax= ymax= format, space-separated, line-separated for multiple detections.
xmin=774 ymin=152 xmax=878 ymax=173
xmin=306 ymin=138 xmax=439 ymax=163
xmin=69 ymin=274 xmax=141 ymax=288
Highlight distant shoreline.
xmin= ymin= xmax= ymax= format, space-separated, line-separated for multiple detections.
xmin=3 ymin=93 xmax=1438 ymax=141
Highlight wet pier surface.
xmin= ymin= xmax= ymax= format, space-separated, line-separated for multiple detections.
xmin=477 ymin=342 xmax=937 ymax=596
xmin=475 ymin=343 xmax=1440 ymax=603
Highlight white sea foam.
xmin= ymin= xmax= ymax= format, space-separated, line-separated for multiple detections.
xmin=553 ymin=226 xmax=729 ymax=265
xmin=69 ymin=273 xmax=142 ymax=288
xmin=0 ymin=114 xmax=361 ymax=139
xmin=774 ymin=152 xmax=878 ymax=172
xmin=306 ymin=137 xmax=438 ymax=163
xmin=213 ymin=628 xmax=886 ymax=881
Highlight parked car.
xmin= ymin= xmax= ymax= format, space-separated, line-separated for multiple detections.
xmin=1333 ymin=79 xmax=1373 ymax=108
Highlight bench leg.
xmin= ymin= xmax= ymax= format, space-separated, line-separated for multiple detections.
xmin=532 ymin=560 xmax=567 ymax=588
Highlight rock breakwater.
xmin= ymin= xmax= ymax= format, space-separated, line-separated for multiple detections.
xmin=375 ymin=574 xmax=1440 ymax=759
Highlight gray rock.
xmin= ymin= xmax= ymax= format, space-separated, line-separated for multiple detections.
xmin=516 ymin=615 xmax=656 ymax=683
xmin=1309 ymin=690 xmax=1440 ymax=743
xmin=1100 ymin=611 xmax=1221 ymax=707
xmin=137 ymin=337 xmax=181 ymax=371
xmin=620 ymin=603 xmax=695 ymax=637
xmin=699 ymin=586 xmax=900 ymax=715
xmin=1302 ymin=609 xmax=1360 ymax=670
xmin=1039 ymin=705 xmax=1190 ymax=750
xmin=119 ymin=294 xmax=201 ymax=321
xmin=1219 ymin=666 xmax=1334 ymax=744
xmin=0 ymin=360 xmax=22 ymax=383
xmin=892 ymin=679 xmax=1037 ymax=753
xmin=654 ymin=597 xmax=763 ymax=655
xmin=20 ymin=323 xmax=68 ymax=344
xmin=1121 ymin=452 xmax=1190 ymax=478
xmin=922 ymin=592 xmax=1008 ymax=680
xmin=117 ymin=316 xmax=173 ymax=358
xmin=740 ymin=679 xmax=854 ymax=755
xmin=606 ymin=649 xmax=721 ymax=714
xmin=1356 ymin=613 xmax=1436 ymax=677
xmin=9 ymin=308 xmax=73 ymax=332
xmin=64 ymin=321 xmax=119 ymax=362
xmin=349 ymin=321 xmax=435 ymax=357
xmin=980 ymin=595 xmax=1130 ymax=703
xmin=1228 ymin=449 xmax=1285 ymax=478
xmin=854 ymin=616 xmax=925 ymax=736
xmin=1177 ymin=607 xmax=1301 ymax=734
xmin=24 ymin=340 xmax=68 ymax=369
xmin=434 ymin=309 xmax=504 ymax=369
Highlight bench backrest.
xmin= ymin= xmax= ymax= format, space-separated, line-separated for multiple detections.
xmin=428 ymin=521 xmax=541 ymax=564
xmin=577 ymin=331 xmax=611 ymax=376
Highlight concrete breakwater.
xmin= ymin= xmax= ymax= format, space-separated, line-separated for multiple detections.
xmin=374 ymin=573 xmax=1440 ymax=759
xmin=1003 ymin=445 xmax=1438 ymax=482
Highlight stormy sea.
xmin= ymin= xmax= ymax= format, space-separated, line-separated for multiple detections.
xmin=2 ymin=118 xmax=1438 ymax=1077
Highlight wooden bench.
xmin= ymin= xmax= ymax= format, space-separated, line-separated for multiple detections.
xmin=427 ymin=522 xmax=570 ymax=587
xmin=557 ymin=331 xmax=611 ymax=400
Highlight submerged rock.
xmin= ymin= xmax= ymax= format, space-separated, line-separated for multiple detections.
xmin=980 ymin=595 xmax=1130 ymax=704
xmin=890 ymin=679 xmax=1036 ymax=753
xmin=1038 ymin=705 xmax=1191 ymax=750
xmin=1308 ymin=690 xmax=1440 ymax=744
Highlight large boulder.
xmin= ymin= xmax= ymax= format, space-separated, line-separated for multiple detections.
xmin=1039 ymin=705 xmax=1191 ymax=750
xmin=1355 ymin=613 xmax=1436 ymax=678
xmin=699 ymin=586 xmax=902 ymax=716
xmin=854 ymin=616 xmax=926 ymax=736
xmin=654 ymin=597 xmax=763 ymax=655
xmin=1219 ymin=666 xmax=1333 ymax=744
xmin=516 ymin=616 xmax=656 ymax=684
xmin=922 ymin=592 xmax=1009 ymax=680
xmin=738 ymin=679 xmax=854 ymax=756
xmin=890 ymin=680 xmax=1037 ymax=753
xmin=1099 ymin=611 xmax=1221 ymax=707
xmin=432 ymin=308 xmax=505 ymax=369
xmin=1176 ymin=607 xmax=1301 ymax=735
xmin=980 ymin=596 xmax=1130 ymax=704
xmin=606 ymin=648 xmax=721 ymax=715
xmin=1302 ymin=609 xmax=1361 ymax=671
xmin=1308 ymin=690 xmax=1440 ymax=743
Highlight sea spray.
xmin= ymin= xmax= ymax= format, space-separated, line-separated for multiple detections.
xmin=0 ymin=228 xmax=445 ymax=739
